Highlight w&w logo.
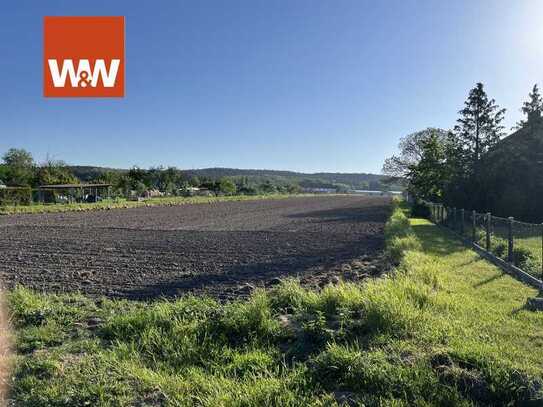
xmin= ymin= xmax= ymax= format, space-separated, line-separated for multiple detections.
xmin=44 ymin=17 xmax=125 ymax=97
xmin=48 ymin=59 xmax=121 ymax=88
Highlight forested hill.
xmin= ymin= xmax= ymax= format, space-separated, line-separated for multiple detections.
xmin=69 ymin=166 xmax=403 ymax=191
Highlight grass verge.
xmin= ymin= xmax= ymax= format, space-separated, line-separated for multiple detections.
xmin=5 ymin=207 xmax=543 ymax=405
xmin=0 ymin=194 xmax=307 ymax=215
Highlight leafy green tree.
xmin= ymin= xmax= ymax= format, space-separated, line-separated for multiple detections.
xmin=453 ymin=82 xmax=506 ymax=172
xmin=97 ymin=170 xmax=122 ymax=186
xmin=0 ymin=165 xmax=8 ymax=184
xmin=260 ymin=181 xmax=276 ymax=194
xmin=383 ymin=128 xmax=449 ymax=178
xmin=135 ymin=181 xmax=147 ymax=196
xmin=127 ymin=167 xmax=148 ymax=189
xmin=117 ymin=175 xmax=132 ymax=196
xmin=514 ymin=84 xmax=542 ymax=130
xmin=218 ymin=177 xmax=236 ymax=195
xmin=407 ymin=132 xmax=447 ymax=200
xmin=35 ymin=159 xmax=78 ymax=186
xmin=286 ymin=184 xmax=300 ymax=194
xmin=2 ymin=148 xmax=35 ymax=186
xmin=189 ymin=176 xmax=200 ymax=187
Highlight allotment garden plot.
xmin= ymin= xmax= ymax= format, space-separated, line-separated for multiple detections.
xmin=0 ymin=195 xmax=389 ymax=299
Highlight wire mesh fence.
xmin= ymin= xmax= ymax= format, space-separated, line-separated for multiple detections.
xmin=425 ymin=202 xmax=543 ymax=280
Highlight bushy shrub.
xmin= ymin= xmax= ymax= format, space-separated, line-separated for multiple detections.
xmin=489 ymin=236 xmax=507 ymax=258
xmin=511 ymin=247 xmax=539 ymax=274
xmin=474 ymin=228 xmax=486 ymax=246
xmin=0 ymin=187 xmax=32 ymax=206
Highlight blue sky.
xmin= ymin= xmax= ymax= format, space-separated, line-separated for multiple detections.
xmin=1 ymin=1 xmax=542 ymax=173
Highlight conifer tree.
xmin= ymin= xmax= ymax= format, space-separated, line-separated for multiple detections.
xmin=514 ymin=84 xmax=543 ymax=129
xmin=453 ymin=82 xmax=506 ymax=173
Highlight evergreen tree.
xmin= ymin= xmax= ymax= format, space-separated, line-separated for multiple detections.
xmin=453 ymin=82 xmax=506 ymax=172
xmin=513 ymin=84 xmax=543 ymax=129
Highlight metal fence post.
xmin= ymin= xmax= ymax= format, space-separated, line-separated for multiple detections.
xmin=472 ymin=210 xmax=476 ymax=242
xmin=486 ymin=213 xmax=491 ymax=252
xmin=460 ymin=209 xmax=465 ymax=236
xmin=508 ymin=217 xmax=514 ymax=263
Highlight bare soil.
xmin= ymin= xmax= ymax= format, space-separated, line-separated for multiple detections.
xmin=0 ymin=196 xmax=390 ymax=299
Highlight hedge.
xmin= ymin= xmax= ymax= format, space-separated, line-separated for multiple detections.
xmin=0 ymin=187 xmax=32 ymax=206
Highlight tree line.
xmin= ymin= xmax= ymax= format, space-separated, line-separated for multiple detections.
xmin=384 ymin=82 xmax=543 ymax=221
xmin=0 ymin=151 xmax=302 ymax=197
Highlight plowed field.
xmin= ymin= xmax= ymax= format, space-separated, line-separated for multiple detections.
xmin=0 ymin=196 xmax=390 ymax=299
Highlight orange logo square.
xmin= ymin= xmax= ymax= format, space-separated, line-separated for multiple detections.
xmin=44 ymin=16 xmax=125 ymax=98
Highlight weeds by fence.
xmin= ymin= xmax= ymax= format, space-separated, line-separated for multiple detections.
xmin=424 ymin=202 xmax=543 ymax=282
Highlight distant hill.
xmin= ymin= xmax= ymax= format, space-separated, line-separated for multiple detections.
xmin=69 ymin=166 xmax=403 ymax=191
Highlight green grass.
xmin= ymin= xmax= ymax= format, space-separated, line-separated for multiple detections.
xmin=0 ymin=194 xmax=308 ymax=215
xmin=444 ymin=217 xmax=543 ymax=278
xmin=5 ymin=208 xmax=543 ymax=405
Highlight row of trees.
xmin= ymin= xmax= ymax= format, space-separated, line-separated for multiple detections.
xmin=0 ymin=149 xmax=78 ymax=187
xmin=0 ymin=150 xmax=301 ymax=197
xmin=384 ymin=82 xmax=543 ymax=216
xmin=98 ymin=167 xmax=300 ymax=196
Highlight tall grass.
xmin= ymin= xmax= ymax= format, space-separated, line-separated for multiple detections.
xmin=0 ymin=292 xmax=11 ymax=406
xmin=384 ymin=201 xmax=422 ymax=264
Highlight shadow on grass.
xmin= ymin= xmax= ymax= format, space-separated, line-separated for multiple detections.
xmin=411 ymin=222 xmax=465 ymax=256
xmin=454 ymin=258 xmax=481 ymax=268
xmin=473 ymin=272 xmax=506 ymax=288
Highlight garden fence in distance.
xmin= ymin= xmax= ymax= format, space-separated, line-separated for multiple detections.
xmin=424 ymin=202 xmax=543 ymax=281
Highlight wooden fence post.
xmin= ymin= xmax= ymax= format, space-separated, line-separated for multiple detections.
xmin=460 ymin=209 xmax=465 ymax=236
xmin=453 ymin=207 xmax=457 ymax=231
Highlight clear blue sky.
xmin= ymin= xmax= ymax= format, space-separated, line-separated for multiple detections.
xmin=1 ymin=1 xmax=542 ymax=173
